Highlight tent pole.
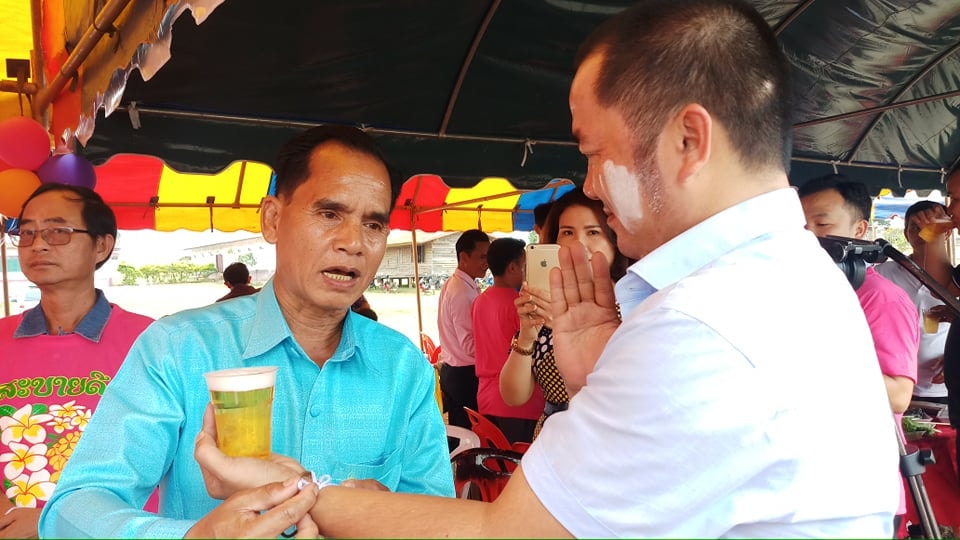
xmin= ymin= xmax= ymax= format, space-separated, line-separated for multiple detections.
xmin=412 ymin=219 xmax=425 ymax=351
xmin=29 ymin=0 xmax=45 ymax=121
xmin=1 ymin=222 xmax=9 ymax=317
xmin=793 ymin=89 xmax=960 ymax=130
xmin=33 ymin=0 xmax=134 ymax=120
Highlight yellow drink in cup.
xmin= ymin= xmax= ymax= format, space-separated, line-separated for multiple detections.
xmin=203 ymin=367 xmax=278 ymax=459
xmin=923 ymin=310 xmax=940 ymax=334
xmin=918 ymin=219 xmax=953 ymax=243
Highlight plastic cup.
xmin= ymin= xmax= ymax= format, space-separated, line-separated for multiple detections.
xmin=918 ymin=219 xmax=953 ymax=243
xmin=923 ymin=309 xmax=940 ymax=334
xmin=203 ymin=367 xmax=278 ymax=458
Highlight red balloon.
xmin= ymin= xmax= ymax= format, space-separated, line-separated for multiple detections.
xmin=0 ymin=156 xmax=10 ymax=172
xmin=0 ymin=117 xmax=51 ymax=171
xmin=36 ymin=153 xmax=97 ymax=189
xmin=0 ymin=168 xmax=42 ymax=217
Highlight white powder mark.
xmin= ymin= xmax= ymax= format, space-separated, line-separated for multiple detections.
xmin=601 ymin=160 xmax=643 ymax=230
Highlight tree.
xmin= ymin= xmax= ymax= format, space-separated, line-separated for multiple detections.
xmin=238 ymin=252 xmax=257 ymax=268
xmin=116 ymin=263 xmax=141 ymax=286
xmin=136 ymin=261 xmax=217 ymax=284
xmin=139 ymin=264 xmax=161 ymax=285
xmin=874 ymin=219 xmax=911 ymax=255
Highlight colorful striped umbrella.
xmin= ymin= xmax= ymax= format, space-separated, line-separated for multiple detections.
xmin=389 ymin=175 xmax=576 ymax=233
xmin=93 ymin=155 xmax=577 ymax=233
xmin=95 ymin=154 xmax=273 ymax=232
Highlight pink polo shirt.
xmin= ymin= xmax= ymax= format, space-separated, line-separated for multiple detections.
xmin=0 ymin=301 xmax=153 ymax=509
xmin=856 ymin=266 xmax=919 ymax=516
xmin=438 ymin=269 xmax=481 ymax=367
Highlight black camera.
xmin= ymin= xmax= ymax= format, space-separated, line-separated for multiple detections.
xmin=818 ymin=235 xmax=886 ymax=290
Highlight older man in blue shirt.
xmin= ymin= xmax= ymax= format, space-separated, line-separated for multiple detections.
xmin=38 ymin=126 xmax=453 ymax=538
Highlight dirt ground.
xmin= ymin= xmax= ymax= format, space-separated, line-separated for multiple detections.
xmin=103 ymin=283 xmax=440 ymax=350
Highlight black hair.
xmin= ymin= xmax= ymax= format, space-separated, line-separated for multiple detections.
xmin=19 ymin=183 xmax=117 ymax=269
xmin=541 ymin=187 xmax=632 ymax=281
xmin=533 ymin=203 xmax=553 ymax=229
xmin=273 ymin=125 xmax=399 ymax=208
xmin=797 ymin=174 xmax=872 ymax=222
xmin=223 ymin=262 xmax=251 ymax=286
xmin=455 ymin=229 xmax=490 ymax=258
xmin=576 ymin=0 xmax=793 ymax=173
xmin=487 ymin=237 xmax=526 ymax=277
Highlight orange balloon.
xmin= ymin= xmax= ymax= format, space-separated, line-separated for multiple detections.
xmin=0 ymin=168 xmax=42 ymax=218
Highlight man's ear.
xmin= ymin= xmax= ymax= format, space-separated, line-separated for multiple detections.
xmin=854 ymin=218 xmax=870 ymax=239
xmin=94 ymin=234 xmax=116 ymax=267
xmin=672 ymin=103 xmax=712 ymax=183
xmin=261 ymin=196 xmax=281 ymax=245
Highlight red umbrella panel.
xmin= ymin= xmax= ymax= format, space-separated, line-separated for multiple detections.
xmin=93 ymin=159 xmax=577 ymax=234
xmin=389 ymin=175 xmax=576 ymax=233
xmin=95 ymin=154 xmax=271 ymax=232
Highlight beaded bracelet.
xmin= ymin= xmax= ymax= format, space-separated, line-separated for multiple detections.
xmin=510 ymin=336 xmax=535 ymax=356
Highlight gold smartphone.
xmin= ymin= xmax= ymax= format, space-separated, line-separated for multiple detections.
xmin=525 ymin=243 xmax=560 ymax=295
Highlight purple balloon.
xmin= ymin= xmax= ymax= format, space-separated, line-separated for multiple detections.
xmin=36 ymin=153 xmax=97 ymax=189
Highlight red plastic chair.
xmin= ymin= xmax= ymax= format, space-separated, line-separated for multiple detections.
xmin=420 ymin=334 xmax=444 ymax=412
xmin=463 ymin=407 xmax=529 ymax=454
xmin=451 ymin=447 xmax=523 ymax=501
xmin=420 ymin=333 xmax=438 ymax=359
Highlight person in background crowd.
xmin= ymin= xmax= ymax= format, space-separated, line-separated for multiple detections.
xmin=798 ymin=175 xmax=919 ymax=416
xmin=798 ymin=175 xmax=919 ymax=531
xmin=189 ymin=1 xmax=900 ymax=537
xmin=906 ymin=166 xmax=960 ymax=479
xmin=437 ymin=229 xmax=489 ymax=430
xmin=500 ymin=187 xmax=631 ymax=438
xmin=473 ymin=237 xmax=544 ymax=443
xmin=215 ymin=262 xmax=259 ymax=302
xmin=876 ymin=200 xmax=949 ymax=405
xmin=0 ymin=184 xmax=154 ymax=538
xmin=38 ymin=126 xmax=453 ymax=539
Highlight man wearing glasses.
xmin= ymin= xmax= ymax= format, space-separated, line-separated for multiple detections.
xmin=0 ymin=183 xmax=154 ymax=538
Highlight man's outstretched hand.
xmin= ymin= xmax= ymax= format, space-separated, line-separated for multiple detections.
xmin=184 ymin=478 xmax=319 ymax=539
xmin=549 ymin=242 xmax=620 ymax=395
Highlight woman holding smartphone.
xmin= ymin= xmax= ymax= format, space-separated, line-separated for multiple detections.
xmin=499 ymin=187 xmax=632 ymax=438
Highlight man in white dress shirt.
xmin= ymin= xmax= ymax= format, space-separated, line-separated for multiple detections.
xmin=437 ymin=229 xmax=489 ymax=429
xmin=191 ymin=0 xmax=901 ymax=536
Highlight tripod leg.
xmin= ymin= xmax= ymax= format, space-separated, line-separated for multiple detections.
xmin=906 ymin=476 xmax=941 ymax=539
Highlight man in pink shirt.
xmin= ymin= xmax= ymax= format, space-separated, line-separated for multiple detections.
xmin=473 ymin=238 xmax=545 ymax=443
xmin=437 ymin=229 xmax=489 ymax=430
xmin=0 ymin=183 xmax=154 ymax=538
xmin=799 ymin=175 xmax=919 ymax=530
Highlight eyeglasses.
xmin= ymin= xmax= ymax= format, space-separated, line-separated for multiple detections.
xmin=9 ymin=226 xmax=93 ymax=247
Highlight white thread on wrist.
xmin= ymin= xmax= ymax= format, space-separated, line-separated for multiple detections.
xmin=296 ymin=471 xmax=335 ymax=491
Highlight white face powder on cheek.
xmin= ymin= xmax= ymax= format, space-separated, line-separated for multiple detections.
xmin=601 ymin=160 xmax=643 ymax=230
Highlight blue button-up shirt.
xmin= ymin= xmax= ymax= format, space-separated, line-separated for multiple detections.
xmin=15 ymin=289 xmax=112 ymax=341
xmin=40 ymin=278 xmax=453 ymax=538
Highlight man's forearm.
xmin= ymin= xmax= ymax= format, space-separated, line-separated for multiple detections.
xmin=311 ymin=486 xmax=489 ymax=538
xmin=918 ymin=242 xmax=958 ymax=295
xmin=309 ymin=466 xmax=570 ymax=539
